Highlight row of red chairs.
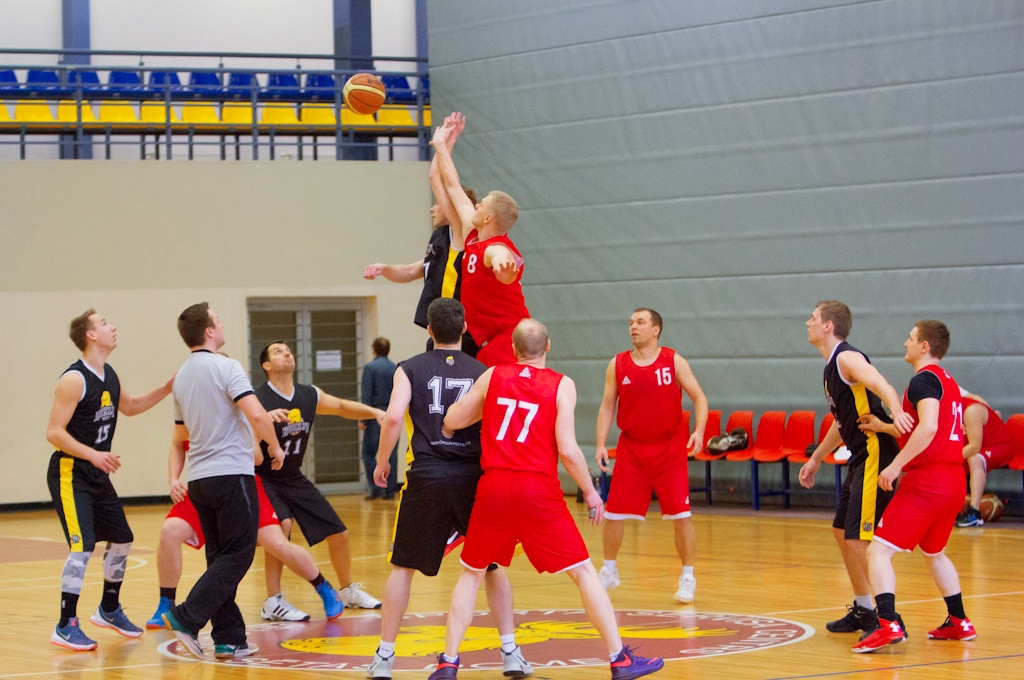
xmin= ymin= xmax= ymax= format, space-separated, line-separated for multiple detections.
xmin=599 ymin=410 xmax=1024 ymax=515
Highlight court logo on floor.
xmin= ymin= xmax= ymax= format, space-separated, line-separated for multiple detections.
xmin=157 ymin=610 xmax=812 ymax=671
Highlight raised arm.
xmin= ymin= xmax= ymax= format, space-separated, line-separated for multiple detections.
xmin=46 ymin=371 xmax=120 ymax=474
xmin=316 ymin=387 xmax=385 ymax=423
xmin=168 ymin=423 xmax=189 ymax=504
xmin=838 ymin=351 xmax=914 ymax=434
xmin=429 ymin=112 xmax=467 ymax=240
xmin=555 ymin=377 xmax=604 ymax=526
xmin=430 ymin=116 xmax=476 ymax=250
xmin=237 ymin=394 xmax=285 ymax=470
xmin=442 ymin=367 xmax=492 ymax=436
xmin=363 ymin=260 xmax=425 ymax=283
xmin=674 ymin=354 xmax=708 ymax=454
xmin=595 ymin=358 xmax=618 ymax=472
xmin=374 ymin=368 xmax=412 ymax=488
xmin=119 ymin=373 xmax=175 ymax=416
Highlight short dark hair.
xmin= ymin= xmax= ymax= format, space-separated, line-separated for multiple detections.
xmin=427 ymin=298 xmax=465 ymax=345
xmin=259 ymin=341 xmax=289 ymax=377
xmin=178 ymin=302 xmax=213 ymax=348
xmin=816 ymin=300 xmax=852 ymax=340
xmin=372 ymin=337 xmax=390 ymax=357
xmin=915 ymin=320 xmax=950 ymax=359
xmin=462 ymin=185 xmax=478 ymax=206
xmin=69 ymin=309 xmax=97 ymax=351
xmin=633 ymin=308 xmax=663 ymax=336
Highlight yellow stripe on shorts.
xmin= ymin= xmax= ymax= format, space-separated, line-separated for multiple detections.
xmin=852 ymin=384 xmax=880 ymax=540
xmin=440 ymin=245 xmax=460 ymax=299
xmin=59 ymin=457 xmax=84 ymax=552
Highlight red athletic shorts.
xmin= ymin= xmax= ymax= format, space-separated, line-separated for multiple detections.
xmin=963 ymin=441 xmax=1015 ymax=474
xmin=605 ymin=431 xmax=691 ymax=520
xmin=475 ymin=329 xmax=517 ymax=368
xmin=166 ymin=475 xmax=279 ymax=550
xmin=460 ymin=470 xmax=590 ymax=574
xmin=873 ymin=464 xmax=966 ymax=555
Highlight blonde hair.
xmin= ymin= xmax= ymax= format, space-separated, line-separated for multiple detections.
xmin=487 ymin=191 xmax=519 ymax=232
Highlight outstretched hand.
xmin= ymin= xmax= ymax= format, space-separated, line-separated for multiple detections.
xmin=363 ymin=263 xmax=385 ymax=280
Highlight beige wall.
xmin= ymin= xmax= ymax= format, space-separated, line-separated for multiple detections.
xmin=0 ymin=161 xmax=432 ymax=504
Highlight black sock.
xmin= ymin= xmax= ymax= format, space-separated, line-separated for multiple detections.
xmin=944 ymin=593 xmax=966 ymax=619
xmin=101 ymin=580 xmax=122 ymax=613
xmin=310 ymin=572 xmax=326 ymax=588
xmin=160 ymin=587 xmax=176 ymax=601
xmin=59 ymin=592 xmax=79 ymax=627
xmin=875 ymin=592 xmax=897 ymax=621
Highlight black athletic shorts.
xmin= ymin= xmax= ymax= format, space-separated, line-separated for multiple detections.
xmin=259 ymin=473 xmax=346 ymax=546
xmin=833 ymin=458 xmax=895 ymax=541
xmin=47 ymin=452 xmax=133 ymax=552
xmin=390 ymin=463 xmax=482 ymax=576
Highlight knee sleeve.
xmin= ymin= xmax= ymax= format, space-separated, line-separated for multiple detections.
xmin=61 ymin=551 xmax=92 ymax=594
xmin=102 ymin=542 xmax=132 ymax=582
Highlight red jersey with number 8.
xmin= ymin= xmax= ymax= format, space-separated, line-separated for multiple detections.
xmin=481 ymin=363 xmax=563 ymax=475
xmin=900 ymin=364 xmax=964 ymax=470
xmin=615 ymin=347 xmax=683 ymax=442
xmin=462 ymin=229 xmax=529 ymax=344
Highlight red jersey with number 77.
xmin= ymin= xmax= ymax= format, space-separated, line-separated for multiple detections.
xmin=481 ymin=364 xmax=563 ymax=475
xmin=461 ymin=229 xmax=530 ymax=344
xmin=899 ymin=364 xmax=964 ymax=471
xmin=615 ymin=347 xmax=684 ymax=442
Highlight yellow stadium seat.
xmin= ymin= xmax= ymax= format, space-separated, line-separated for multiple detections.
xmin=139 ymin=102 xmax=180 ymax=124
xmin=423 ymin=107 xmax=431 ymax=127
xmin=377 ymin=105 xmax=416 ymax=128
xmin=0 ymin=103 xmax=11 ymax=122
xmin=341 ymin=107 xmax=377 ymax=127
xmin=57 ymin=101 xmax=98 ymax=123
xmin=261 ymin=102 xmax=300 ymax=125
xmin=221 ymin=102 xmax=254 ymax=125
xmin=180 ymin=102 xmax=220 ymax=125
xmin=300 ymin=103 xmax=335 ymax=125
xmin=98 ymin=101 xmax=139 ymax=124
xmin=14 ymin=101 xmax=55 ymax=123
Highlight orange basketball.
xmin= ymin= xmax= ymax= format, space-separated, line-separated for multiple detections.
xmin=979 ymin=493 xmax=1004 ymax=522
xmin=343 ymin=73 xmax=386 ymax=115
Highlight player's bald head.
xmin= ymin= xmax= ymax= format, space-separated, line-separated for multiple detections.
xmin=512 ymin=318 xmax=549 ymax=359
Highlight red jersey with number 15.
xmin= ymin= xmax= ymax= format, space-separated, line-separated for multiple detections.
xmin=615 ymin=347 xmax=683 ymax=442
xmin=481 ymin=363 xmax=563 ymax=475
xmin=462 ymin=229 xmax=529 ymax=344
xmin=900 ymin=364 xmax=964 ymax=471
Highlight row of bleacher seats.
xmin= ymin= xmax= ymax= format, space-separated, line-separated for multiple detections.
xmin=0 ymin=69 xmax=427 ymax=104
xmin=598 ymin=410 xmax=1024 ymax=516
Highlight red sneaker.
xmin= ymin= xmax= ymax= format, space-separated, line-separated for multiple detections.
xmin=852 ymin=618 xmax=906 ymax=653
xmin=927 ymin=615 xmax=976 ymax=641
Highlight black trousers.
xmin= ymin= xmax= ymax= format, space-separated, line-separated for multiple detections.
xmin=171 ymin=474 xmax=258 ymax=645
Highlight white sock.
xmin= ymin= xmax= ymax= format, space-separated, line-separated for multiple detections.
xmin=442 ymin=653 xmax=458 ymax=663
xmin=377 ymin=640 xmax=395 ymax=657
xmin=603 ymin=560 xmax=617 ymax=572
xmin=683 ymin=566 xmax=694 ymax=578
xmin=610 ymin=647 xmax=624 ymax=662
xmin=500 ymin=634 xmax=517 ymax=654
xmin=854 ymin=594 xmax=873 ymax=610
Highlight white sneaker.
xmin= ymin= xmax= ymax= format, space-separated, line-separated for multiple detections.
xmin=340 ymin=582 xmax=382 ymax=609
xmin=366 ymin=650 xmax=394 ymax=678
xmin=598 ymin=566 xmax=620 ymax=591
xmin=501 ymin=645 xmax=533 ymax=677
xmin=675 ymin=574 xmax=696 ymax=604
xmin=261 ymin=594 xmax=310 ymax=621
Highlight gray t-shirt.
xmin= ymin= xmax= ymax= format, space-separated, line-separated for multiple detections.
xmin=173 ymin=350 xmax=256 ymax=481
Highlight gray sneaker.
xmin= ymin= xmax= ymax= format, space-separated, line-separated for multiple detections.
xmin=367 ymin=649 xmax=395 ymax=678
xmin=162 ymin=610 xmax=203 ymax=659
xmin=214 ymin=642 xmax=259 ymax=659
xmin=502 ymin=645 xmax=533 ymax=677
xmin=90 ymin=605 xmax=143 ymax=638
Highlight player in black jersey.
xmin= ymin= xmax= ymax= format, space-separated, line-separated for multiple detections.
xmin=799 ymin=301 xmax=914 ymax=635
xmin=254 ymin=341 xmax=386 ymax=612
xmin=45 ymin=309 xmax=175 ymax=650
xmin=363 ymin=112 xmax=479 ymax=356
xmin=365 ymin=298 xmax=532 ymax=680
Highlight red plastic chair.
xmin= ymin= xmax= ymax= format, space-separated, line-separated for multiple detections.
xmin=814 ymin=412 xmax=848 ymax=507
xmin=691 ymin=410 xmax=722 ymax=505
xmin=1005 ymin=414 xmax=1024 ymax=522
xmin=780 ymin=411 xmax=817 ymax=462
xmin=733 ymin=411 xmax=786 ymax=509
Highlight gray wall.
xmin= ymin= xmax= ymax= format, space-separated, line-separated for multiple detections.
xmin=429 ymin=0 xmax=1024 ymax=502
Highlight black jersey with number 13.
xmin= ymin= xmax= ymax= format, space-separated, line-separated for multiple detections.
xmin=255 ymin=382 xmax=318 ymax=479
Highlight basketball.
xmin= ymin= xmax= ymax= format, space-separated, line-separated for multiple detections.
xmin=979 ymin=493 xmax=1004 ymax=522
xmin=343 ymin=73 xmax=386 ymax=115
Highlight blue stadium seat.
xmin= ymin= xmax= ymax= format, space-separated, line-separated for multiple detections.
xmin=420 ymin=75 xmax=429 ymax=102
xmin=264 ymin=73 xmax=303 ymax=100
xmin=107 ymin=70 xmax=144 ymax=95
xmin=304 ymin=73 xmax=336 ymax=101
xmin=25 ymin=69 xmax=68 ymax=96
xmin=186 ymin=72 xmax=222 ymax=98
xmin=0 ymin=70 xmax=20 ymax=96
xmin=226 ymin=72 xmax=259 ymax=99
xmin=66 ymin=70 xmax=103 ymax=96
xmin=146 ymin=71 xmax=182 ymax=96
xmin=381 ymin=75 xmax=415 ymax=104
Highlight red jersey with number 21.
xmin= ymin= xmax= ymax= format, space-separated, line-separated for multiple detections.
xmin=481 ymin=364 xmax=563 ymax=475
xmin=615 ymin=347 xmax=683 ymax=442
xmin=900 ymin=364 xmax=964 ymax=471
xmin=462 ymin=229 xmax=529 ymax=344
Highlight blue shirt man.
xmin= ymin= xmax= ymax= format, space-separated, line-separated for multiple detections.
xmin=362 ymin=337 xmax=398 ymax=498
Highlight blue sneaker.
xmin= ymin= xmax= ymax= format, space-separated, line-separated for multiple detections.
xmin=50 ymin=617 xmax=98 ymax=651
xmin=610 ymin=646 xmax=663 ymax=680
xmin=428 ymin=654 xmax=460 ymax=679
xmin=90 ymin=605 xmax=143 ymax=638
xmin=315 ymin=581 xmax=343 ymax=620
xmin=162 ymin=610 xmax=203 ymax=659
xmin=146 ymin=596 xmax=173 ymax=629
xmin=214 ymin=642 xmax=259 ymax=659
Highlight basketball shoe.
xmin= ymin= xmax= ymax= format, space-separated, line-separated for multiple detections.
xmin=315 ymin=582 xmax=344 ymax=619
xmin=89 ymin=605 xmax=143 ymax=638
xmin=50 ymin=617 xmax=98 ymax=651
xmin=367 ymin=649 xmax=395 ymax=678
xmin=262 ymin=594 xmax=310 ymax=621
xmin=428 ymin=654 xmax=460 ymax=679
xmin=214 ymin=642 xmax=259 ymax=659
xmin=502 ymin=645 xmax=534 ymax=677
xmin=927 ymin=615 xmax=977 ymax=641
xmin=956 ymin=507 xmax=984 ymax=528
xmin=851 ymin=617 xmax=907 ymax=653
xmin=674 ymin=574 xmax=696 ymax=604
xmin=610 ymin=646 xmax=664 ymax=679
xmin=340 ymin=582 xmax=382 ymax=609
xmin=146 ymin=596 xmax=173 ymax=629
xmin=826 ymin=602 xmax=877 ymax=633
xmin=162 ymin=610 xmax=203 ymax=659
xmin=598 ymin=565 xmax=620 ymax=590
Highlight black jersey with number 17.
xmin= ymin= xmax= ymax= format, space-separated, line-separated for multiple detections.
xmin=823 ymin=342 xmax=898 ymax=469
xmin=400 ymin=349 xmax=486 ymax=468
xmin=254 ymin=382 xmax=318 ymax=479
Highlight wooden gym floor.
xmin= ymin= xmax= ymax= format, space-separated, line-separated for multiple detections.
xmin=1 ymin=495 xmax=1022 ymax=679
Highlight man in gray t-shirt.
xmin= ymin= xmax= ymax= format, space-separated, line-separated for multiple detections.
xmin=161 ymin=303 xmax=284 ymax=660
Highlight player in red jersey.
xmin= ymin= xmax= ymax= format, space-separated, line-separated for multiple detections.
xmin=595 ymin=308 xmax=708 ymax=603
xmin=956 ymin=392 xmax=1015 ymax=527
xmin=430 ymin=319 xmax=663 ymax=680
xmin=430 ymin=114 xmax=529 ymax=367
xmin=853 ymin=321 xmax=976 ymax=653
